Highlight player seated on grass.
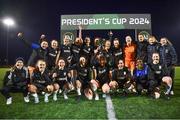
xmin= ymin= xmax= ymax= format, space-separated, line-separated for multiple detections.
xmin=70 ymin=56 xmax=93 ymax=101
xmin=51 ymin=58 xmax=72 ymax=101
xmin=28 ymin=60 xmax=54 ymax=103
xmin=148 ymin=53 xmax=172 ymax=99
xmin=91 ymin=56 xmax=110 ymax=100
xmin=109 ymin=59 xmax=133 ymax=97
xmin=0 ymin=57 xmax=30 ymax=105
xmin=133 ymin=59 xmax=148 ymax=96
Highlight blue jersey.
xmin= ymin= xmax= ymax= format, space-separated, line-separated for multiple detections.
xmin=134 ymin=64 xmax=148 ymax=82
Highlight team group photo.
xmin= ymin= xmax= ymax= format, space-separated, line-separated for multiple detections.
xmin=0 ymin=0 xmax=180 ymax=119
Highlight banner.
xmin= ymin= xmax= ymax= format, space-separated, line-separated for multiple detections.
xmin=60 ymin=14 xmax=152 ymax=43
xmin=61 ymin=14 xmax=151 ymax=30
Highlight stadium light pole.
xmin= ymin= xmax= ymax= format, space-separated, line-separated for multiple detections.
xmin=2 ymin=18 xmax=15 ymax=65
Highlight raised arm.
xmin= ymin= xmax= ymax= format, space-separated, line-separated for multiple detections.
xmin=17 ymin=32 xmax=40 ymax=49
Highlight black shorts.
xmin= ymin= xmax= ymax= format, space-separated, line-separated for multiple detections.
xmin=116 ymin=79 xmax=128 ymax=89
xmin=54 ymin=80 xmax=67 ymax=89
xmin=96 ymin=79 xmax=109 ymax=87
xmin=78 ymin=79 xmax=90 ymax=89
xmin=33 ymin=83 xmax=47 ymax=91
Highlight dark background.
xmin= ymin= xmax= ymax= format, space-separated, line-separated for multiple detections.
xmin=0 ymin=0 xmax=180 ymax=65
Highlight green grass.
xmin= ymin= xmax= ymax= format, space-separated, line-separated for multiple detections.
xmin=112 ymin=67 xmax=180 ymax=119
xmin=0 ymin=68 xmax=106 ymax=119
xmin=0 ymin=67 xmax=180 ymax=119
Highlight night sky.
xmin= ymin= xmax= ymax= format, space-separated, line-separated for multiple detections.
xmin=0 ymin=0 xmax=180 ymax=65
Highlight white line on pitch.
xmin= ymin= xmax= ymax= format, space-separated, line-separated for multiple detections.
xmin=105 ymin=94 xmax=117 ymax=120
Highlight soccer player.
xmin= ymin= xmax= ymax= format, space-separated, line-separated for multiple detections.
xmin=159 ymin=37 xmax=177 ymax=95
xmin=148 ymin=53 xmax=172 ymax=99
xmin=100 ymin=40 xmax=114 ymax=68
xmin=17 ymin=33 xmax=49 ymax=78
xmin=91 ymin=56 xmax=110 ymax=100
xmin=110 ymin=60 xmax=132 ymax=96
xmin=47 ymin=39 xmax=60 ymax=70
xmin=71 ymin=37 xmax=83 ymax=64
xmin=70 ymin=56 xmax=92 ymax=100
xmin=60 ymin=36 xmax=72 ymax=66
xmin=136 ymin=34 xmax=148 ymax=63
xmin=0 ymin=57 xmax=30 ymax=105
xmin=81 ymin=37 xmax=93 ymax=64
xmin=28 ymin=60 xmax=54 ymax=103
xmin=147 ymin=36 xmax=160 ymax=64
xmin=52 ymin=58 xmax=71 ymax=100
xmin=133 ymin=59 xmax=148 ymax=95
xmin=124 ymin=36 xmax=137 ymax=75
xmin=111 ymin=38 xmax=123 ymax=67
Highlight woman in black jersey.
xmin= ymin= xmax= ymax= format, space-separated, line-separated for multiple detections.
xmin=70 ymin=56 xmax=93 ymax=100
xmin=28 ymin=60 xmax=54 ymax=103
xmin=110 ymin=60 xmax=133 ymax=95
xmin=47 ymin=39 xmax=60 ymax=71
xmin=52 ymin=58 xmax=72 ymax=100
xmin=91 ymin=56 xmax=110 ymax=100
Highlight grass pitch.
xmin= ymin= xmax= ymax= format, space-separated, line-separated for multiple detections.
xmin=0 ymin=67 xmax=180 ymax=119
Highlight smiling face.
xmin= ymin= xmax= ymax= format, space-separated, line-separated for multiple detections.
xmin=74 ymin=37 xmax=82 ymax=46
xmin=79 ymin=57 xmax=87 ymax=67
xmin=148 ymin=36 xmax=156 ymax=44
xmin=117 ymin=60 xmax=124 ymax=69
xmin=63 ymin=36 xmax=70 ymax=45
xmin=160 ymin=38 xmax=167 ymax=46
xmin=152 ymin=53 xmax=160 ymax=64
xmin=58 ymin=59 xmax=66 ymax=68
xmin=85 ymin=37 xmax=91 ymax=45
xmin=51 ymin=40 xmax=58 ymax=49
xmin=113 ymin=39 xmax=120 ymax=48
xmin=94 ymin=38 xmax=100 ymax=47
xmin=138 ymin=34 xmax=144 ymax=42
xmin=40 ymin=41 xmax=48 ymax=49
xmin=125 ymin=36 xmax=132 ymax=45
xmin=105 ymin=40 xmax=111 ymax=50
xmin=136 ymin=59 xmax=143 ymax=69
xmin=15 ymin=60 xmax=24 ymax=69
xmin=37 ymin=60 xmax=46 ymax=72
xmin=99 ymin=56 xmax=106 ymax=67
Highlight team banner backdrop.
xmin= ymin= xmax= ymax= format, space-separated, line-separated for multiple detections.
xmin=61 ymin=14 xmax=151 ymax=30
xmin=60 ymin=14 xmax=152 ymax=43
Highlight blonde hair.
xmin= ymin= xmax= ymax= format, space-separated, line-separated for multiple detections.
xmin=148 ymin=35 xmax=158 ymax=43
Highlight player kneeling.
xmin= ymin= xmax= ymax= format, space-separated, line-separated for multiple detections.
xmin=90 ymin=56 xmax=110 ymax=100
xmin=1 ymin=58 xmax=30 ymax=105
xmin=52 ymin=58 xmax=71 ymax=100
xmin=133 ymin=59 xmax=148 ymax=96
xmin=110 ymin=60 xmax=132 ymax=97
xmin=28 ymin=60 xmax=54 ymax=103
xmin=148 ymin=53 xmax=172 ymax=99
xmin=71 ymin=56 xmax=93 ymax=101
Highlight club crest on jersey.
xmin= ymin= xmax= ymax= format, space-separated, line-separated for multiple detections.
xmin=159 ymin=65 xmax=162 ymax=69
xmin=165 ymin=49 xmax=168 ymax=53
xmin=64 ymin=72 xmax=66 ymax=76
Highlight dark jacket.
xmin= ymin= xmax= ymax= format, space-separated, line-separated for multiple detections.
xmin=159 ymin=44 xmax=177 ymax=66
